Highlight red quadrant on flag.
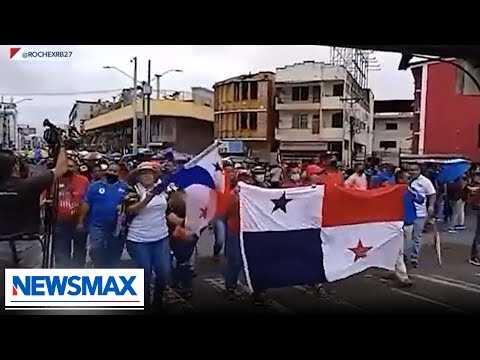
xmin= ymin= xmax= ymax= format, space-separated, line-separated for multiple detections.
xmin=322 ymin=184 xmax=405 ymax=227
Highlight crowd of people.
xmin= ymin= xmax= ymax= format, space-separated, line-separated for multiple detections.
xmin=2 ymin=144 xmax=480 ymax=312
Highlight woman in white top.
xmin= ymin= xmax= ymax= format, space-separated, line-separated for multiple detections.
xmin=125 ymin=162 xmax=171 ymax=310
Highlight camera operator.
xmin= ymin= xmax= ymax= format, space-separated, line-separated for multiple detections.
xmin=0 ymin=146 xmax=68 ymax=271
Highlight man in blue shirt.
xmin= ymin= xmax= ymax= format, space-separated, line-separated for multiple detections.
xmin=78 ymin=163 xmax=128 ymax=268
xmin=394 ymin=169 xmax=424 ymax=287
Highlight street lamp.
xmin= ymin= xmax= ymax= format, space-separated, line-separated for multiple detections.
xmin=154 ymin=69 xmax=183 ymax=99
xmin=103 ymin=62 xmax=140 ymax=154
xmin=103 ymin=65 xmax=136 ymax=82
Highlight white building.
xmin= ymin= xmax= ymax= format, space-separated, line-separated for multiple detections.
xmin=275 ymin=61 xmax=374 ymax=165
xmin=68 ymin=100 xmax=104 ymax=130
xmin=372 ymin=100 xmax=414 ymax=165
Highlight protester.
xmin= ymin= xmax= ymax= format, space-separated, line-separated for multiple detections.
xmin=405 ymin=163 xmax=436 ymax=268
xmin=446 ymin=177 xmax=467 ymax=233
xmin=269 ymin=164 xmax=283 ymax=188
xmin=53 ymin=157 xmax=89 ymax=267
xmin=394 ymin=170 xmax=424 ymax=286
xmin=78 ymin=163 xmax=128 ymax=268
xmin=123 ymin=162 xmax=172 ymax=309
xmin=344 ymin=163 xmax=368 ymax=190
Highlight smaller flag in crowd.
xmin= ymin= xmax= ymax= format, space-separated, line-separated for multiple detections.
xmin=174 ymin=142 xmax=226 ymax=235
xmin=239 ymin=183 xmax=405 ymax=292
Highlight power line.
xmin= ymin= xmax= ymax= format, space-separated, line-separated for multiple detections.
xmin=0 ymin=88 xmax=124 ymax=97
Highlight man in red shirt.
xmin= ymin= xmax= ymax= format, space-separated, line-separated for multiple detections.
xmin=53 ymin=158 xmax=90 ymax=267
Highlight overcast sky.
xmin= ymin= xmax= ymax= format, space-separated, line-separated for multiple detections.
xmin=0 ymin=45 xmax=414 ymax=131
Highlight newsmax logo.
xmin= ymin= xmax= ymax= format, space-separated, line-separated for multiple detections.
xmin=5 ymin=269 xmax=144 ymax=310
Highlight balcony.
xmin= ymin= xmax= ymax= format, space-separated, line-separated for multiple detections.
xmin=275 ymin=99 xmax=321 ymax=111
xmin=321 ymin=96 xmax=343 ymax=110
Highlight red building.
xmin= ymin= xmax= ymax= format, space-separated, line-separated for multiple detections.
xmin=411 ymin=61 xmax=480 ymax=161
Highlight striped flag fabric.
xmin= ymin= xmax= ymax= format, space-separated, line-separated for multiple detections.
xmin=173 ymin=142 xmax=228 ymax=235
xmin=239 ymin=183 xmax=405 ymax=292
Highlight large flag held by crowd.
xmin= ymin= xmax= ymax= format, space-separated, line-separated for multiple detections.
xmin=239 ymin=183 xmax=405 ymax=292
xmin=172 ymin=141 xmax=406 ymax=292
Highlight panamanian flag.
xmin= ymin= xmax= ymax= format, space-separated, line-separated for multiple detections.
xmin=174 ymin=142 xmax=227 ymax=235
xmin=239 ymin=182 xmax=405 ymax=292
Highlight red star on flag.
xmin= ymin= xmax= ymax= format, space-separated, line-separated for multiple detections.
xmin=348 ymin=239 xmax=373 ymax=262
xmin=199 ymin=207 xmax=208 ymax=219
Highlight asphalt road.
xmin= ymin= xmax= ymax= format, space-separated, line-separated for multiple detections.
xmin=158 ymin=213 xmax=480 ymax=315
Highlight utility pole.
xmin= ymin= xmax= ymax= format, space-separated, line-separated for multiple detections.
xmin=155 ymin=74 xmax=161 ymax=99
xmin=340 ymin=97 xmax=362 ymax=168
xmin=146 ymin=60 xmax=152 ymax=144
xmin=141 ymin=82 xmax=146 ymax=146
xmin=131 ymin=57 xmax=138 ymax=154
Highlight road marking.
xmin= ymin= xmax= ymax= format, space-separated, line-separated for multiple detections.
xmin=411 ymin=274 xmax=480 ymax=295
xmin=364 ymin=274 xmax=466 ymax=314
xmin=389 ymin=288 xmax=467 ymax=314
xmin=203 ymin=277 xmax=292 ymax=313
xmin=293 ymin=285 xmax=366 ymax=313
xmin=430 ymin=275 xmax=480 ymax=291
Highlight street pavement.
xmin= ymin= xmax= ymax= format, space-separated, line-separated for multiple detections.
xmin=158 ymin=212 xmax=480 ymax=315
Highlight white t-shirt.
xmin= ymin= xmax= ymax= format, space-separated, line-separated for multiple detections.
xmin=410 ymin=174 xmax=436 ymax=218
xmin=270 ymin=167 xmax=283 ymax=182
xmin=127 ymin=182 xmax=169 ymax=243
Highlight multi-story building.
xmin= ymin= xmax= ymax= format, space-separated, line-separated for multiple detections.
xmin=68 ymin=100 xmax=106 ymax=130
xmin=372 ymin=100 xmax=414 ymax=165
xmin=411 ymin=60 xmax=480 ymax=161
xmin=213 ymin=72 xmax=277 ymax=162
xmin=17 ymin=124 xmax=37 ymax=150
xmin=83 ymin=88 xmax=214 ymax=155
xmin=275 ymin=61 xmax=374 ymax=164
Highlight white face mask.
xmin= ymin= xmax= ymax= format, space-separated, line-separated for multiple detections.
xmin=291 ymin=173 xmax=300 ymax=181
xmin=255 ymin=175 xmax=265 ymax=182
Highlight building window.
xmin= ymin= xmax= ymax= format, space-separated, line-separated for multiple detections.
xmin=332 ymin=83 xmax=344 ymax=97
xmin=241 ymin=112 xmax=248 ymax=129
xmin=249 ymin=112 xmax=258 ymax=130
xmin=331 ymin=112 xmax=344 ymax=128
xmin=292 ymin=86 xmax=309 ymax=101
xmin=250 ymin=82 xmax=258 ymax=100
xmin=410 ymin=122 xmax=413 ymax=131
xmin=385 ymin=123 xmax=398 ymax=130
xmin=312 ymin=86 xmax=321 ymax=103
xmin=292 ymin=114 xmax=308 ymax=129
xmin=233 ymin=83 xmax=240 ymax=102
xmin=235 ymin=113 xmax=240 ymax=130
xmin=241 ymin=83 xmax=249 ymax=100
xmin=312 ymin=114 xmax=320 ymax=134
xmin=379 ymin=141 xmax=397 ymax=149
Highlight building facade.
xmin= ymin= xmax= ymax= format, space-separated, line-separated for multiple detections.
xmin=83 ymin=90 xmax=214 ymax=155
xmin=372 ymin=100 xmax=414 ymax=165
xmin=213 ymin=72 xmax=277 ymax=162
xmin=68 ymin=100 xmax=106 ymax=130
xmin=275 ymin=61 xmax=374 ymax=164
xmin=411 ymin=60 xmax=480 ymax=161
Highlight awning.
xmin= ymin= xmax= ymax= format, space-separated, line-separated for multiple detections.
xmin=279 ymin=142 xmax=328 ymax=152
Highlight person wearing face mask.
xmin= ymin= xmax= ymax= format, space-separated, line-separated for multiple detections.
xmin=251 ymin=166 xmax=268 ymax=188
xmin=77 ymin=163 xmax=128 ymax=268
xmin=344 ymin=163 xmax=368 ymax=190
xmin=53 ymin=158 xmax=89 ymax=268
xmin=281 ymin=167 xmax=302 ymax=188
